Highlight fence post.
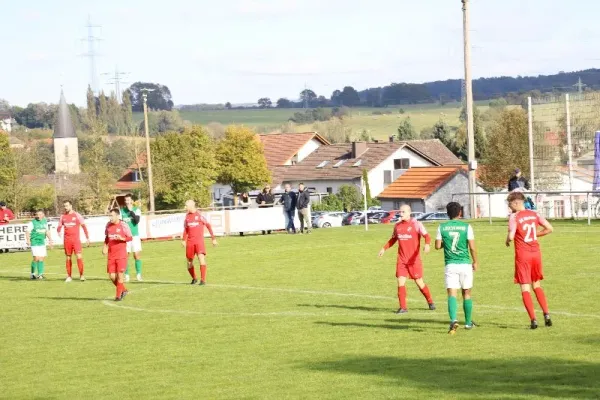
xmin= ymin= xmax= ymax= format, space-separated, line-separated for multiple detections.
xmin=588 ymin=192 xmax=591 ymax=226
xmin=488 ymin=192 xmax=492 ymax=225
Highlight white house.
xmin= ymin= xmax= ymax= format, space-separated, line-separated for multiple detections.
xmin=272 ymin=139 xmax=463 ymax=197
xmin=211 ymin=132 xmax=330 ymax=201
xmin=0 ymin=111 xmax=12 ymax=133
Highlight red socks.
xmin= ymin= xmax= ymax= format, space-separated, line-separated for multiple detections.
xmin=66 ymin=259 xmax=72 ymax=277
xmin=522 ymin=291 xmax=536 ymax=320
xmin=116 ymin=282 xmax=127 ymax=298
xmin=200 ymin=265 xmax=207 ymax=282
xmin=419 ymin=285 xmax=433 ymax=304
xmin=187 ymin=265 xmax=197 ymax=279
xmin=397 ymin=286 xmax=407 ymax=309
xmin=77 ymin=259 xmax=84 ymax=276
xmin=534 ymin=287 xmax=549 ymax=314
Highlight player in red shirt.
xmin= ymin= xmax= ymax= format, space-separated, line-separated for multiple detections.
xmin=57 ymin=200 xmax=90 ymax=282
xmin=506 ymin=191 xmax=554 ymax=329
xmin=182 ymin=200 xmax=217 ymax=285
xmin=0 ymin=201 xmax=15 ymax=225
xmin=378 ymin=204 xmax=435 ymax=313
xmin=103 ymin=208 xmax=132 ymax=301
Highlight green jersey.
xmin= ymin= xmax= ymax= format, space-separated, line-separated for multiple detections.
xmin=120 ymin=206 xmax=141 ymax=237
xmin=436 ymin=220 xmax=474 ymax=265
xmin=28 ymin=218 xmax=48 ymax=247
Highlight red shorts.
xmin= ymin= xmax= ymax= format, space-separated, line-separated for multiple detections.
xmin=514 ymin=252 xmax=543 ymax=284
xmin=396 ymin=261 xmax=423 ymax=279
xmin=186 ymin=241 xmax=206 ymax=259
xmin=107 ymin=258 xmax=127 ymax=274
xmin=64 ymin=240 xmax=82 ymax=256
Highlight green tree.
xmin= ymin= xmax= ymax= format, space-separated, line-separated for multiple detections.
xmin=337 ymin=184 xmax=362 ymax=211
xmin=312 ymin=194 xmax=343 ymax=211
xmin=456 ymin=106 xmax=487 ymax=161
xmin=98 ymin=91 xmax=109 ymax=125
xmin=258 ymin=98 xmax=272 ymax=108
xmin=0 ymin=146 xmax=38 ymax=214
xmin=128 ymin=82 xmax=174 ymax=112
xmin=397 ymin=117 xmax=417 ymax=140
xmin=432 ymin=119 xmax=460 ymax=155
xmin=339 ymin=86 xmax=361 ymax=106
xmin=152 ymin=126 xmax=217 ymax=208
xmin=216 ymin=125 xmax=271 ymax=194
xmin=86 ymin=85 xmax=96 ymax=123
xmin=122 ymin=89 xmax=134 ymax=134
xmin=79 ymin=121 xmax=115 ymax=213
xmin=106 ymin=92 xmax=124 ymax=134
xmin=300 ymin=89 xmax=317 ymax=107
xmin=480 ymin=108 xmax=529 ymax=189
xmin=23 ymin=185 xmax=56 ymax=212
xmin=33 ymin=141 xmax=55 ymax=174
xmin=142 ymin=110 xmax=185 ymax=135
xmin=0 ymin=133 xmax=14 ymax=199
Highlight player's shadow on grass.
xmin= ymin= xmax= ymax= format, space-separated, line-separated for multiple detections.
xmin=37 ymin=296 xmax=105 ymax=301
xmin=315 ymin=321 xmax=425 ymax=333
xmin=297 ymin=304 xmax=391 ymax=313
xmin=303 ymin=356 xmax=600 ymax=399
xmin=0 ymin=275 xmax=34 ymax=282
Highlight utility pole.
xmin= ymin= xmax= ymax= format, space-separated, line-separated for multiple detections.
xmin=142 ymin=90 xmax=156 ymax=213
xmin=462 ymin=0 xmax=477 ymax=219
xmin=102 ymin=66 xmax=130 ymax=103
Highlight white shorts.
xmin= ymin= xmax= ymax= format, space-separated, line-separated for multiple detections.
xmin=126 ymin=236 xmax=142 ymax=253
xmin=445 ymin=264 xmax=474 ymax=289
xmin=31 ymin=246 xmax=47 ymax=258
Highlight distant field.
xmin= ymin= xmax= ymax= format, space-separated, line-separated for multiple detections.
xmin=134 ymin=101 xmax=495 ymax=139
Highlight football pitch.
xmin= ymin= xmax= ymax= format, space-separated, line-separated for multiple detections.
xmin=1 ymin=221 xmax=599 ymax=399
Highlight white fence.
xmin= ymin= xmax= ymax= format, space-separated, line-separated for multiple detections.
xmin=453 ymin=191 xmax=600 ymax=224
xmin=0 ymin=206 xmax=306 ymax=251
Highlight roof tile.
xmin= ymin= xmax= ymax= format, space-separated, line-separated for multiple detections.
xmin=378 ymin=166 xmax=466 ymax=199
xmin=258 ymin=132 xmax=329 ymax=168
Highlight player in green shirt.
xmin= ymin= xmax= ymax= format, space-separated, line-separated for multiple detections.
xmin=120 ymin=194 xmax=143 ymax=282
xmin=435 ymin=202 xmax=478 ymax=334
xmin=26 ymin=210 xmax=53 ymax=280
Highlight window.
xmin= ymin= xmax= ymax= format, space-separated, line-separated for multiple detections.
xmin=384 ymin=170 xmax=392 ymax=184
xmin=326 ymin=187 xmax=333 ymax=194
xmin=316 ymin=161 xmax=329 ymax=168
xmin=394 ymin=158 xmax=410 ymax=170
xmin=352 ymin=160 xmax=362 ymax=167
xmin=333 ymin=160 xmax=346 ymax=168
xmin=393 ymin=201 xmax=401 ymax=209
xmin=554 ymin=200 xmax=565 ymax=218
xmin=132 ymin=171 xmax=141 ymax=182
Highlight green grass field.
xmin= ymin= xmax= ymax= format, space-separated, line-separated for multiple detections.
xmin=2 ymin=221 xmax=599 ymax=399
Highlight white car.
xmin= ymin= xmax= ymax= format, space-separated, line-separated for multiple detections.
xmin=313 ymin=212 xmax=345 ymax=228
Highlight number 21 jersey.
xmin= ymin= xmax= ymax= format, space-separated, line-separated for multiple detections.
xmin=508 ymin=210 xmax=548 ymax=255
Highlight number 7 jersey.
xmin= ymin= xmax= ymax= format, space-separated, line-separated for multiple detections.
xmin=508 ymin=210 xmax=548 ymax=254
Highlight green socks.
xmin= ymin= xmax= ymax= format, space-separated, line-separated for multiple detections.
xmin=135 ymin=259 xmax=142 ymax=274
xmin=464 ymin=299 xmax=473 ymax=325
xmin=37 ymin=261 xmax=45 ymax=275
xmin=31 ymin=261 xmax=37 ymax=275
xmin=448 ymin=296 xmax=458 ymax=322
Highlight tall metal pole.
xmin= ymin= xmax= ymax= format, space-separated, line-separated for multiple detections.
xmin=362 ymin=178 xmax=368 ymax=232
xmin=565 ymin=94 xmax=575 ymax=218
xmin=143 ymin=92 xmax=155 ymax=213
xmin=462 ymin=0 xmax=476 ymax=219
xmin=527 ymin=97 xmax=535 ymax=191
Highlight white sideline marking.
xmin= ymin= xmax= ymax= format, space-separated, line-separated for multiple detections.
xmin=2 ymin=269 xmax=599 ymax=319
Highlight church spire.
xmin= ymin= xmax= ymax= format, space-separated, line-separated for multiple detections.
xmin=53 ymin=90 xmax=77 ymax=139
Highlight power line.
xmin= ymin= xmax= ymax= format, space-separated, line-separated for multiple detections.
xmin=101 ymin=66 xmax=130 ymax=103
xmin=80 ymin=15 xmax=102 ymax=95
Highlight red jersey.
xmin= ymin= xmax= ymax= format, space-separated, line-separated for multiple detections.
xmin=58 ymin=212 xmax=87 ymax=241
xmin=0 ymin=208 xmax=15 ymax=225
xmin=508 ymin=210 xmax=548 ymax=255
xmin=384 ymin=218 xmax=431 ymax=264
xmin=104 ymin=221 xmax=132 ymax=260
xmin=183 ymin=211 xmax=214 ymax=243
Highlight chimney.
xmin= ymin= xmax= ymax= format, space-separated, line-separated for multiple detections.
xmin=352 ymin=141 xmax=368 ymax=158
xmin=389 ymin=135 xmax=395 ymax=143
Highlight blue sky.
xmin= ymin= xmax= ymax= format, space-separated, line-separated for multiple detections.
xmin=2 ymin=0 xmax=600 ymax=107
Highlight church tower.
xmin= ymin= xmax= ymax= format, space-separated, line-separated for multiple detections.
xmin=53 ymin=90 xmax=80 ymax=174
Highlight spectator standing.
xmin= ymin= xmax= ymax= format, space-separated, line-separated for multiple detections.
xmin=508 ymin=169 xmax=530 ymax=192
xmin=238 ymin=192 xmax=250 ymax=209
xmin=297 ymin=183 xmax=311 ymax=234
xmin=0 ymin=202 xmax=15 ymax=225
xmin=256 ymin=185 xmax=275 ymax=235
xmin=279 ymin=184 xmax=297 ymax=234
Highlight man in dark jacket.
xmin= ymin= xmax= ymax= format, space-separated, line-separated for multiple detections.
xmin=257 ymin=185 xmax=275 ymax=234
xmin=296 ymin=183 xmax=311 ymax=234
xmin=508 ymin=169 xmax=530 ymax=192
xmin=279 ymin=184 xmax=297 ymax=234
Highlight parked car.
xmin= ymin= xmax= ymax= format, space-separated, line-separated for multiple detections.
xmin=311 ymin=211 xmax=325 ymax=224
xmin=313 ymin=212 xmax=345 ymax=228
xmin=366 ymin=211 xmax=386 ymax=224
xmin=417 ymin=212 xmax=449 ymax=222
xmin=411 ymin=212 xmax=425 ymax=220
xmin=343 ymin=212 xmax=363 ymax=226
xmin=379 ymin=210 xmax=400 ymax=224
